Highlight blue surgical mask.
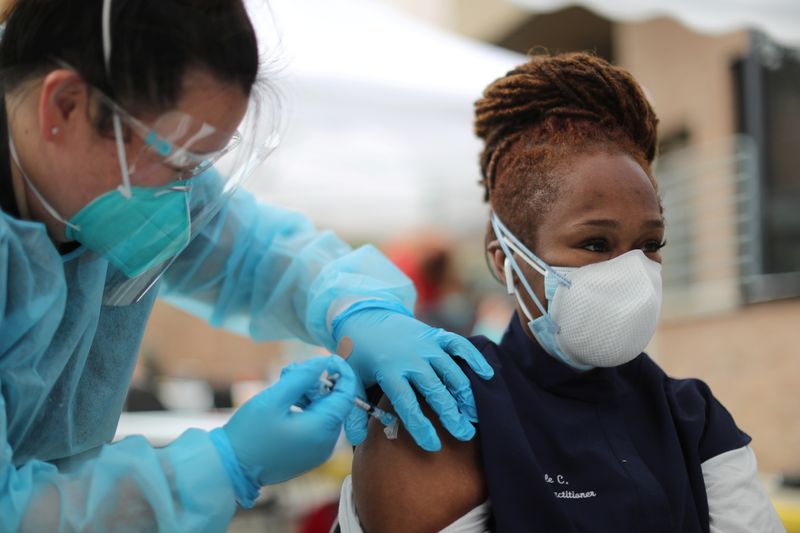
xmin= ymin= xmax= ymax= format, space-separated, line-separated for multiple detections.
xmin=65 ymin=182 xmax=191 ymax=278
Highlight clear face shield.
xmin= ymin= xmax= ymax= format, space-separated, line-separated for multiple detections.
xmin=5 ymin=0 xmax=277 ymax=306
xmin=93 ymin=88 xmax=280 ymax=306
xmin=84 ymin=0 xmax=278 ymax=306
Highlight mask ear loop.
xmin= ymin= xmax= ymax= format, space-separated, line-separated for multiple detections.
xmin=102 ymin=0 xmax=133 ymax=199
xmin=492 ymin=213 xmax=571 ymax=289
xmin=502 ymin=237 xmax=547 ymax=277
xmin=111 ymin=116 xmax=133 ymax=199
xmin=513 ymin=286 xmax=536 ymax=323
xmin=8 ymin=138 xmax=81 ymax=232
xmin=490 ymin=214 xmax=548 ymax=318
xmin=484 ymin=230 xmax=503 ymax=285
xmin=502 ymin=255 xmax=536 ymax=322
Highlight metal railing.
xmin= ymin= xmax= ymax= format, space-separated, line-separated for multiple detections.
xmin=655 ymin=135 xmax=761 ymax=318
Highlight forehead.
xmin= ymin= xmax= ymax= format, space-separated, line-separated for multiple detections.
xmin=146 ymin=71 xmax=249 ymax=154
xmin=542 ymin=151 xmax=662 ymax=228
xmin=181 ymin=72 xmax=248 ymax=124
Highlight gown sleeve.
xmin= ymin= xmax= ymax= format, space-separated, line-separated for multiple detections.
xmin=160 ymin=188 xmax=416 ymax=351
xmin=0 ymin=221 xmax=237 ymax=531
xmin=0 ymin=411 xmax=238 ymax=531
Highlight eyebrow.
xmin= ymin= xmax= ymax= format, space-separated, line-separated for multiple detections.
xmin=575 ymin=218 xmax=665 ymax=230
xmin=192 ymin=148 xmax=222 ymax=159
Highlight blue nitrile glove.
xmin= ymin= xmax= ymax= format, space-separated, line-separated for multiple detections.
xmin=210 ymin=355 xmax=356 ymax=508
xmin=332 ymin=302 xmax=494 ymax=452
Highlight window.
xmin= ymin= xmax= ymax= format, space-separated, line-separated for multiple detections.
xmin=734 ymin=32 xmax=800 ymax=302
xmin=657 ymin=134 xmax=758 ymax=318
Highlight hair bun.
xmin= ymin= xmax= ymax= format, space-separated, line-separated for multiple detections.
xmin=477 ymin=52 xmax=659 ymax=158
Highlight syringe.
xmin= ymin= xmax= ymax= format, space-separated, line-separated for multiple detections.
xmin=320 ymin=372 xmax=399 ymax=439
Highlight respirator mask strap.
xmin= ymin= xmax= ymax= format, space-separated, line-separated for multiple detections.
xmin=491 ymin=213 xmax=568 ymax=319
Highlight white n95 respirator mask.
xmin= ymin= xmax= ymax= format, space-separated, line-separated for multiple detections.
xmin=491 ymin=213 xmax=662 ymax=371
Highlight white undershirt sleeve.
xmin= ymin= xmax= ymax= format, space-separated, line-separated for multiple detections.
xmin=702 ymin=446 xmax=786 ymax=533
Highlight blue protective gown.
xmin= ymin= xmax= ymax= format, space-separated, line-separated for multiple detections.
xmin=0 ymin=186 xmax=415 ymax=531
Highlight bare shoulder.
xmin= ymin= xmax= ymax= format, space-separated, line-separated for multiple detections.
xmin=351 ymin=395 xmax=486 ymax=533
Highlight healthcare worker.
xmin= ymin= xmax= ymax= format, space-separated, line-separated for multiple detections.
xmin=0 ymin=0 xmax=493 ymax=530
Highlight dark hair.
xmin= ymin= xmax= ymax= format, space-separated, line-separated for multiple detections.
xmin=474 ymin=52 xmax=660 ymax=247
xmin=0 ymin=0 xmax=259 ymax=122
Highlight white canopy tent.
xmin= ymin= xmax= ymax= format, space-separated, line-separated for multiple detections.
xmin=509 ymin=0 xmax=800 ymax=48
xmin=243 ymin=0 xmax=524 ymax=239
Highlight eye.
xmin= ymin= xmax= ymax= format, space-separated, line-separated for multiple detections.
xmin=164 ymin=162 xmax=194 ymax=181
xmin=642 ymin=239 xmax=667 ymax=253
xmin=582 ymin=238 xmax=610 ymax=253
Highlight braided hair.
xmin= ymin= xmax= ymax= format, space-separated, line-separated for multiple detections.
xmin=475 ymin=52 xmax=660 ymax=246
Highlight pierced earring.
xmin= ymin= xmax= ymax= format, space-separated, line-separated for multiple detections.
xmin=50 ymin=126 xmax=59 ymax=136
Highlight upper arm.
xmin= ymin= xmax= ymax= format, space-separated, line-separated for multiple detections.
xmin=351 ymin=395 xmax=487 ymax=533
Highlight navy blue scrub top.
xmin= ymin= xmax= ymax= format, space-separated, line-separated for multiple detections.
xmin=465 ymin=316 xmax=750 ymax=533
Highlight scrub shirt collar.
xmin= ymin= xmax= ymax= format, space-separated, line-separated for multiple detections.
xmin=499 ymin=314 xmax=641 ymax=402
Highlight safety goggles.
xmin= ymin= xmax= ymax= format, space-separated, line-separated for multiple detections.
xmin=92 ymin=88 xmax=245 ymax=186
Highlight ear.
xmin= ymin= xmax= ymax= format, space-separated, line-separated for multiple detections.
xmin=38 ymin=69 xmax=90 ymax=142
xmin=488 ymin=240 xmax=515 ymax=294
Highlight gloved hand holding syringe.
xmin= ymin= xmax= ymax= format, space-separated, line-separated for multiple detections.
xmin=318 ymin=372 xmax=400 ymax=439
xmin=308 ymin=335 xmax=400 ymax=440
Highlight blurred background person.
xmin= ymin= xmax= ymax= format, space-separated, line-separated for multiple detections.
xmin=385 ymin=231 xmax=478 ymax=336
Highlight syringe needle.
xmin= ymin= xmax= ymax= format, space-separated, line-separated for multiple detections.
xmin=319 ymin=374 xmax=400 ymax=439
